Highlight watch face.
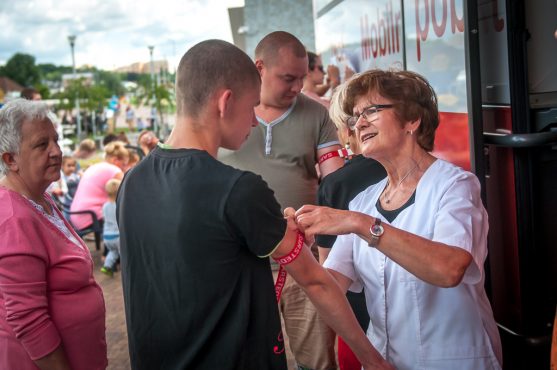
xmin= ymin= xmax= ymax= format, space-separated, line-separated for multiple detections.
xmin=371 ymin=224 xmax=384 ymax=237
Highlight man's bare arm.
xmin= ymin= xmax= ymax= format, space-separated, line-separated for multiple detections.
xmin=270 ymin=210 xmax=393 ymax=369
xmin=317 ymin=145 xmax=344 ymax=178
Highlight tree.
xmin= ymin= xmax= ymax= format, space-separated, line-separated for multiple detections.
xmin=96 ymin=70 xmax=125 ymax=97
xmin=37 ymin=63 xmax=73 ymax=83
xmin=0 ymin=53 xmax=41 ymax=87
xmin=136 ymin=75 xmax=175 ymax=136
xmin=54 ymin=78 xmax=110 ymax=137
xmin=56 ymin=79 xmax=109 ymax=112
xmin=34 ymin=83 xmax=51 ymax=99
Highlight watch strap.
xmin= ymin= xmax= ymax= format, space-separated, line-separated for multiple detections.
xmin=368 ymin=218 xmax=383 ymax=248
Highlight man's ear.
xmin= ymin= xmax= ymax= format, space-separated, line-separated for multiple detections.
xmin=217 ymin=89 xmax=233 ymax=118
xmin=254 ymin=59 xmax=264 ymax=75
xmin=1 ymin=152 xmax=18 ymax=172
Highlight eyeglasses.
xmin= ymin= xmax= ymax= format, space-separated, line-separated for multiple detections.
xmin=346 ymin=104 xmax=394 ymax=131
xmin=316 ymin=65 xmax=324 ymax=73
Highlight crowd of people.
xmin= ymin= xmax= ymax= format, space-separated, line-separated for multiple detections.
xmin=0 ymin=31 xmax=503 ymax=370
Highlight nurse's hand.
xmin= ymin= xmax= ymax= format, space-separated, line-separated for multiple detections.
xmin=295 ymin=205 xmax=364 ymax=240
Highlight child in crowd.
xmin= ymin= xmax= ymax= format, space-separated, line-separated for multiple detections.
xmin=100 ymin=179 xmax=121 ymax=277
xmin=73 ymin=138 xmax=98 ymax=173
xmin=136 ymin=117 xmax=145 ymax=131
xmin=60 ymin=156 xmax=80 ymax=217
xmin=48 ymin=156 xmax=80 ymax=218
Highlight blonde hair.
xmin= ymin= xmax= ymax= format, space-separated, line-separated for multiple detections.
xmin=329 ymin=80 xmax=361 ymax=153
xmin=104 ymin=141 xmax=129 ymax=161
xmin=78 ymin=138 xmax=96 ymax=153
xmin=329 ymin=83 xmax=350 ymax=131
xmin=105 ymin=178 xmax=121 ymax=198
xmin=62 ymin=155 xmax=77 ymax=166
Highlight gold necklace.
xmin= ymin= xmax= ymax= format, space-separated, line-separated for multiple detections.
xmin=383 ymin=157 xmax=423 ymax=204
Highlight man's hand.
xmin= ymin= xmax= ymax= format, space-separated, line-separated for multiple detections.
xmin=284 ymin=207 xmax=314 ymax=244
xmin=283 ymin=207 xmax=298 ymax=230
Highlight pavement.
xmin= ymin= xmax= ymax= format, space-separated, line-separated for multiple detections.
xmin=90 ymin=243 xmax=130 ymax=370
xmin=88 ymin=240 xmax=298 ymax=369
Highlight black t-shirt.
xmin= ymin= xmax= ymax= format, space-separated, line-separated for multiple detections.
xmin=316 ymin=154 xmax=386 ymax=330
xmin=117 ymin=147 xmax=287 ymax=370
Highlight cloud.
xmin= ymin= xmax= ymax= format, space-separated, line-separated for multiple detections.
xmin=0 ymin=0 xmax=244 ymax=70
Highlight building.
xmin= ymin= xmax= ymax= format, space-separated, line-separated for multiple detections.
xmin=61 ymin=72 xmax=94 ymax=90
xmin=113 ymin=60 xmax=169 ymax=75
xmin=228 ymin=0 xmax=315 ymax=58
xmin=0 ymin=76 xmax=24 ymax=102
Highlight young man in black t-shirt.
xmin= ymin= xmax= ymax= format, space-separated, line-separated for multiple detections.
xmin=117 ymin=40 xmax=392 ymax=370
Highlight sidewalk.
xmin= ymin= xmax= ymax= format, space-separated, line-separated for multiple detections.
xmin=88 ymin=241 xmax=297 ymax=369
xmin=90 ymin=244 xmax=130 ymax=369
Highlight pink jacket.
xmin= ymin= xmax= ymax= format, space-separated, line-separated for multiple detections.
xmin=0 ymin=187 xmax=107 ymax=369
xmin=70 ymin=162 xmax=122 ymax=230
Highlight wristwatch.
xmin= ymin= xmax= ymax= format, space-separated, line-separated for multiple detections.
xmin=368 ymin=218 xmax=384 ymax=248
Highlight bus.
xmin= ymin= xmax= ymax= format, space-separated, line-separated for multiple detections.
xmin=314 ymin=0 xmax=557 ymax=368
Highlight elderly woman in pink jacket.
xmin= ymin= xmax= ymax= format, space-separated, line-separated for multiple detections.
xmin=0 ymin=99 xmax=107 ymax=370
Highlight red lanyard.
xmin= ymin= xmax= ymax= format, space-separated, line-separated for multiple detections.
xmin=273 ymin=231 xmax=305 ymax=302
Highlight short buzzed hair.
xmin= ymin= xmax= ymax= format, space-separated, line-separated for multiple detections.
xmin=255 ymin=31 xmax=307 ymax=67
xmin=176 ymin=39 xmax=260 ymax=118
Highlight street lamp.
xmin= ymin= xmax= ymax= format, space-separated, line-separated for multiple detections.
xmin=67 ymin=35 xmax=82 ymax=139
xmin=148 ymin=45 xmax=158 ymax=135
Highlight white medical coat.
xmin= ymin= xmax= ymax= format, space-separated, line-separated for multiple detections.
xmin=324 ymin=159 xmax=502 ymax=370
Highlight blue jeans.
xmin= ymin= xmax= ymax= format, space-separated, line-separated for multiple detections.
xmin=103 ymin=237 xmax=120 ymax=270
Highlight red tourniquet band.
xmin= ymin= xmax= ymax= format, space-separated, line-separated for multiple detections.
xmin=274 ymin=267 xmax=287 ymax=303
xmin=273 ymin=231 xmax=305 ymax=302
xmin=318 ymin=148 xmax=354 ymax=164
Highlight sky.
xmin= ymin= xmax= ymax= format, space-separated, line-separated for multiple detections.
xmin=0 ymin=0 xmax=244 ymax=71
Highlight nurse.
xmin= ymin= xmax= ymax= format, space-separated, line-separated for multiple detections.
xmin=295 ymin=69 xmax=503 ymax=370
